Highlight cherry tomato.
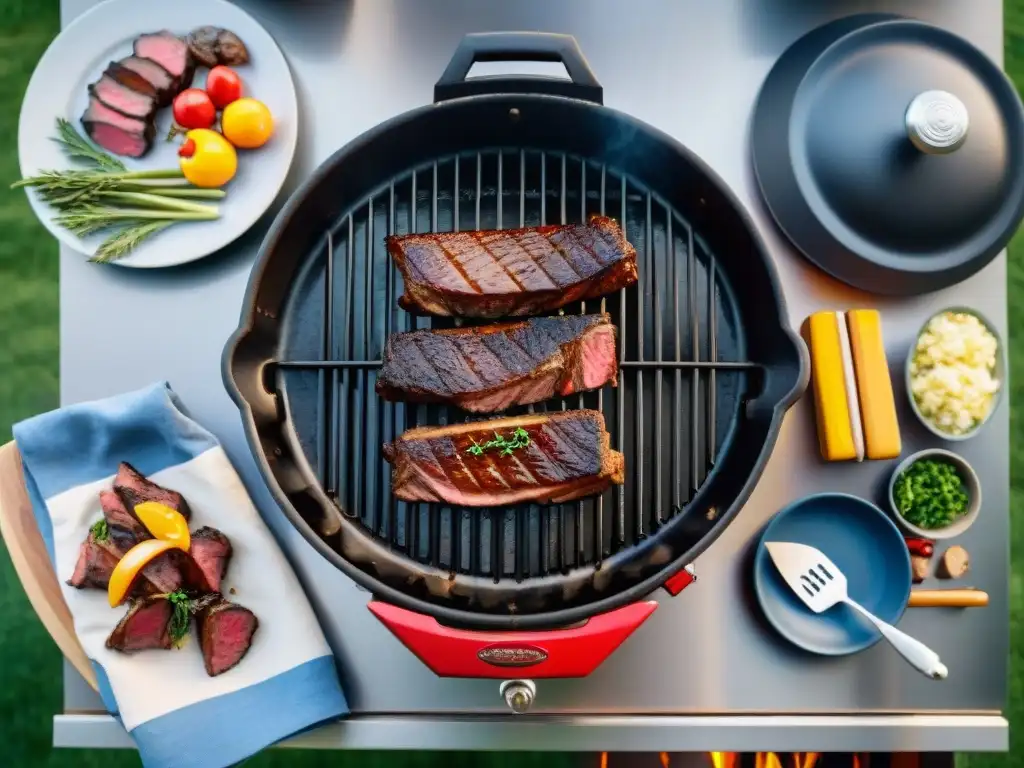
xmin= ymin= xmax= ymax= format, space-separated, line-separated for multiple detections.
xmin=205 ymin=65 xmax=243 ymax=109
xmin=172 ymin=88 xmax=216 ymax=130
xmin=221 ymin=98 xmax=274 ymax=149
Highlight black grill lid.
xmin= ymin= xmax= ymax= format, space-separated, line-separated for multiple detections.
xmin=752 ymin=14 xmax=1024 ymax=296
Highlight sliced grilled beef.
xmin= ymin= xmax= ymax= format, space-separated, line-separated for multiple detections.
xmin=100 ymin=489 xmax=150 ymax=550
xmin=67 ymin=530 xmax=121 ymax=589
xmin=80 ymin=96 xmax=154 ymax=158
xmin=133 ymin=31 xmax=194 ymax=90
xmin=106 ymin=57 xmax=175 ymax=106
xmin=88 ymin=74 xmax=157 ymax=121
xmin=387 ymin=215 xmax=639 ymax=318
xmin=106 ymin=595 xmax=173 ymax=652
xmin=377 ymin=314 xmax=618 ymax=413
xmin=383 ymin=410 xmax=625 ymax=506
xmin=188 ymin=26 xmax=250 ymax=68
xmin=188 ymin=527 xmax=233 ymax=592
xmin=197 ymin=596 xmax=258 ymax=676
xmin=114 ymin=462 xmax=192 ymax=522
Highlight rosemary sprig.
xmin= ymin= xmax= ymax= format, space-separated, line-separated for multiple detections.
xmin=89 ymin=519 xmax=109 ymax=542
xmin=90 ymin=220 xmax=176 ymax=263
xmin=53 ymin=117 xmax=126 ymax=172
xmin=167 ymin=589 xmax=193 ymax=648
xmin=466 ymin=427 xmax=531 ymax=457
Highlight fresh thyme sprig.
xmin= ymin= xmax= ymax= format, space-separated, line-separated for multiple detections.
xmin=89 ymin=519 xmax=109 ymax=542
xmin=466 ymin=427 xmax=531 ymax=457
xmin=167 ymin=589 xmax=193 ymax=648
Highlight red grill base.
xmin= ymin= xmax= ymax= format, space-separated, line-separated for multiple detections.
xmin=369 ymin=599 xmax=658 ymax=678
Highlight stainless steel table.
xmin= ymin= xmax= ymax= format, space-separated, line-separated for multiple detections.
xmin=53 ymin=0 xmax=1010 ymax=754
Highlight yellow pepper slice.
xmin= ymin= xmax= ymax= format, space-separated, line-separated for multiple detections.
xmin=133 ymin=501 xmax=191 ymax=551
xmin=107 ymin=539 xmax=179 ymax=607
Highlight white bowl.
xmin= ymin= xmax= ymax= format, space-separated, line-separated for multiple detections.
xmin=887 ymin=448 xmax=980 ymax=540
xmin=904 ymin=306 xmax=1005 ymax=442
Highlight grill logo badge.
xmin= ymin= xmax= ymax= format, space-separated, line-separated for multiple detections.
xmin=477 ymin=644 xmax=548 ymax=667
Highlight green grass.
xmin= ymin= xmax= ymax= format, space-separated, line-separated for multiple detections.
xmin=0 ymin=1 xmax=1021 ymax=766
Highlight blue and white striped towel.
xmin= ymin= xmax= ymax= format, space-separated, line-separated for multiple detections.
xmin=13 ymin=382 xmax=348 ymax=768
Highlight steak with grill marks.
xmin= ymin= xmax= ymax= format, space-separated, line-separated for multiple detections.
xmin=197 ymin=596 xmax=259 ymax=676
xmin=106 ymin=595 xmax=174 ymax=652
xmin=67 ymin=530 xmax=121 ymax=589
xmin=376 ymin=314 xmax=618 ymax=413
xmin=386 ymin=215 xmax=638 ymax=318
xmin=383 ymin=410 xmax=624 ymax=506
xmin=114 ymin=462 xmax=192 ymax=522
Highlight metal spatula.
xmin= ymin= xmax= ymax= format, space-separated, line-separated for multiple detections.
xmin=765 ymin=541 xmax=948 ymax=680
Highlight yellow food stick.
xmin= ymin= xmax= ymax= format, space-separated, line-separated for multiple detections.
xmin=846 ymin=309 xmax=902 ymax=460
xmin=802 ymin=311 xmax=860 ymax=462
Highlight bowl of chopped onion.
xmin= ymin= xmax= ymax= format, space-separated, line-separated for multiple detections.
xmin=888 ymin=448 xmax=981 ymax=539
xmin=905 ymin=307 xmax=1005 ymax=441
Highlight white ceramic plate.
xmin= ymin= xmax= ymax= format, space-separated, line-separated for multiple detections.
xmin=18 ymin=0 xmax=298 ymax=268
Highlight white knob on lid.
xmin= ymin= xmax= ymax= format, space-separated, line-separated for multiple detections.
xmin=905 ymin=90 xmax=970 ymax=154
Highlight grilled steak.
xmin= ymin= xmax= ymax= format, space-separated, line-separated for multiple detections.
xmin=133 ymin=31 xmax=194 ymax=90
xmin=106 ymin=595 xmax=174 ymax=652
xmin=377 ymin=314 xmax=618 ymax=413
xmin=100 ymin=489 xmax=150 ymax=550
xmin=88 ymin=74 xmax=157 ymax=121
xmin=197 ymin=596 xmax=258 ymax=676
xmin=383 ymin=410 xmax=624 ymax=506
xmin=106 ymin=57 xmax=175 ymax=106
xmin=188 ymin=526 xmax=233 ymax=592
xmin=67 ymin=530 xmax=121 ymax=589
xmin=387 ymin=215 xmax=639 ymax=318
xmin=80 ymin=96 xmax=154 ymax=158
xmin=114 ymin=462 xmax=192 ymax=522
xmin=188 ymin=26 xmax=250 ymax=68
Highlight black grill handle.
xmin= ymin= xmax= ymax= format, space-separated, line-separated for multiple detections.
xmin=433 ymin=32 xmax=604 ymax=105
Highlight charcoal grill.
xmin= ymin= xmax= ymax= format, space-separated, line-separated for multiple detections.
xmin=224 ymin=32 xmax=807 ymax=675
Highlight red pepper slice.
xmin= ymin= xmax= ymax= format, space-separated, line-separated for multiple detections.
xmin=905 ymin=537 xmax=934 ymax=557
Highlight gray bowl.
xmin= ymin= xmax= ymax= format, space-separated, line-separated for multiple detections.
xmin=904 ymin=306 xmax=1005 ymax=442
xmin=888 ymin=448 xmax=981 ymax=540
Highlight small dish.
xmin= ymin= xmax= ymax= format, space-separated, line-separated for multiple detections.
xmin=752 ymin=493 xmax=911 ymax=656
xmin=887 ymin=448 xmax=981 ymax=540
xmin=905 ymin=307 xmax=1005 ymax=441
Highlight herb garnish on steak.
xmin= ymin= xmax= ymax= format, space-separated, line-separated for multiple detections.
xmin=383 ymin=410 xmax=625 ymax=506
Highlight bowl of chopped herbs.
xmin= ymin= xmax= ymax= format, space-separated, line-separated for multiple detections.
xmin=887 ymin=449 xmax=980 ymax=539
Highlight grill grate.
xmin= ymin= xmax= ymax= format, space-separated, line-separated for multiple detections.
xmin=277 ymin=149 xmax=760 ymax=582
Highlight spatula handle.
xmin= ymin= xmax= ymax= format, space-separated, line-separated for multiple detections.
xmin=845 ymin=599 xmax=948 ymax=680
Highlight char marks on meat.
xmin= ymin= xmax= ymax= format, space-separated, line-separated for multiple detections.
xmin=81 ymin=97 xmax=154 ymax=158
xmin=377 ymin=314 xmax=618 ymax=413
xmin=106 ymin=595 xmax=174 ymax=652
xmin=133 ymin=31 xmax=195 ymax=90
xmin=197 ymin=596 xmax=258 ymax=676
xmin=114 ymin=462 xmax=192 ymax=522
xmin=100 ymin=489 xmax=150 ymax=550
xmin=386 ymin=215 xmax=638 ymax=318
xmin=187 ymin=26 xmax=250 ymax=68
xmin=383 ymin=410 xmax=624 ymax=507
xmin=188 ymin=526 xmax=233 ymax=592
xmin=67 ymin=530 xmax=121 ymax=589
xmin=106 ymin=57 xmax=176 ymax=106
xmin=88 ymin=74 xmax=157 ymax=121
